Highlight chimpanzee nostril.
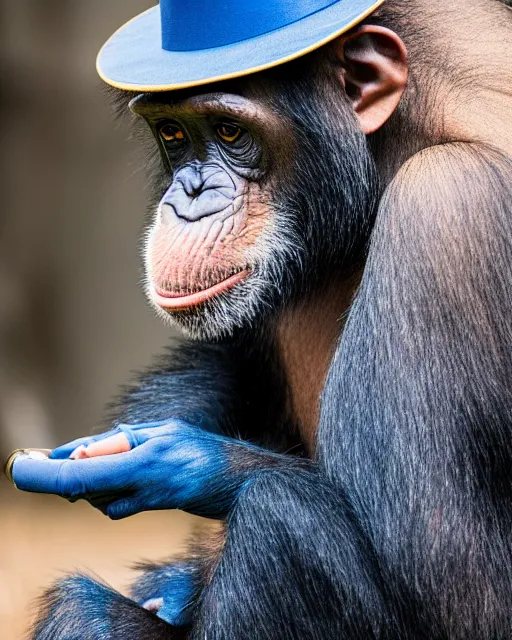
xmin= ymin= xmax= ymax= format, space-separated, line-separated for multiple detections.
xmin=184 ymin=180 xmax=205 ymax=198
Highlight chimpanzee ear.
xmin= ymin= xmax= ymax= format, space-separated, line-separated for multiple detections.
xmin=334 ymin=25 xmax=408 ymax=134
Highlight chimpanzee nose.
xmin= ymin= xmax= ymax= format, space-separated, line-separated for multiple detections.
xmin=180 ymin=164 xmax=204 ymax=198
xmin=160 ymin=163 xmax=237 ymax=223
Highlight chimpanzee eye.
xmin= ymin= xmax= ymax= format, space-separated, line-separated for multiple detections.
xmin=216 ymin=122 xmax=242 ymax=143
xmin=158 ymin=122 xmax=186 ymax=143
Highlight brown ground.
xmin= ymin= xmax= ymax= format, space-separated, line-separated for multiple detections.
xmin=0 ymin=477 xmax=195 ymax=640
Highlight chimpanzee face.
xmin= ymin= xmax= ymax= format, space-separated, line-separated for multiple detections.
xmin=131 ymin=65 xmax=376 ymax=340
xmin=131 ymin=89 xmax=289 ymax=339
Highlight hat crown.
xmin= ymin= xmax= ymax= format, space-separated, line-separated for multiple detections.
xmin=160 ymin=0 xmax=340 ymax=51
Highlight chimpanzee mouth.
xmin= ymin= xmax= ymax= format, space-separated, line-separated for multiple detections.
xmin=151 ymin=268 xmax=251 ymax=310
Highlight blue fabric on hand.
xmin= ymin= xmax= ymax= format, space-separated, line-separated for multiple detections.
xmin=12 ymin=419 xmax=256 ymax=519
xmin=49 ymin=419 xmax=174 ymax=459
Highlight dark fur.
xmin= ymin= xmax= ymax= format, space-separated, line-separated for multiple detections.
xmin=32 ymin=575 xmax=187 ymax=640
xmin=31 ymin=3 xmax=512 ymax=638
xmin=317 ymin=144 xmax=512 ymax=638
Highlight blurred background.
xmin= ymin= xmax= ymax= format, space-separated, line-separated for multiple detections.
xmin=0 ymin=2 xmax=195 ymax=637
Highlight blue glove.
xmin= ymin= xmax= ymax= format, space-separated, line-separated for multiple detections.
xmin=11 ymin=419 xmax=254 ymax=519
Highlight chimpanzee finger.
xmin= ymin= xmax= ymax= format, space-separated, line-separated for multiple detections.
xmin=49 ymin=420 xmax=175 ymax=460
xmin=73 ymin=433 xmax=132 ymax=459
xmin=49 ymin=429 xmax=119 ymax=459
xmin=11 ymin=451 xmax=134 ymax=498
xmin=106 ymin=497 xmax=141 ymax=520
xmin=89 ymin=492 xmax=126 ymax=515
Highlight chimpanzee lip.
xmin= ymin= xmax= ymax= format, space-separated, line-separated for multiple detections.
xmin=151 ymin=269 xmax=251 ymax=310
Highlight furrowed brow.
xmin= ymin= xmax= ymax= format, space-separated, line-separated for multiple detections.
xmin=130 ymin=93 xmax=277 ymax=129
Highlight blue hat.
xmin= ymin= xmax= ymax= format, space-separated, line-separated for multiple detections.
xmin=97 ymin=0 xmax=384 ymax=92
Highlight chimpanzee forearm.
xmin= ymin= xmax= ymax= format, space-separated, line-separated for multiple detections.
xmin=13 ymin=419 xmax=308 ymax=519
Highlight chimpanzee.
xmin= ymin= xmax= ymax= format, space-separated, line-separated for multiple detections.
xmin=10 ymin=0 xmax=512 ymax=638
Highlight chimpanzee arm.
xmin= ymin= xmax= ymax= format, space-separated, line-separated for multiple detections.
xmin=13 ymin=420 xmax=308 ymax=519
xmin=15 ymin=388 xmax=306 ymax=633
xmin=315 ymin=142 xmax=512 ymax=635
xmin=192 ymin=468 xmax=395 ymax=640
xmin=18 ymin=338 xmax=297 ymax=633
xmin=188 ymin=143 xmax=512 ymax=638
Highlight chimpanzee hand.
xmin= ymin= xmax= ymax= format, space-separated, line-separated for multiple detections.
xmin=11 ymin=419 xmax=275 ymax=520
xmin=132 ymin=561 xmax=200 ymax=627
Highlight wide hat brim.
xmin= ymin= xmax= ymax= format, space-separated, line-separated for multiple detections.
xmin=97 ymin=0 xmax=384 ymax=92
